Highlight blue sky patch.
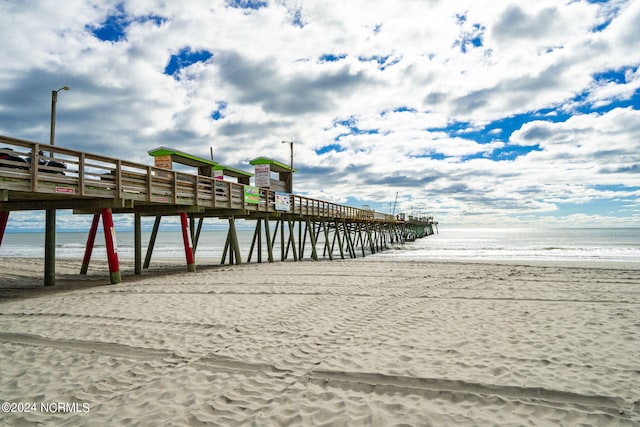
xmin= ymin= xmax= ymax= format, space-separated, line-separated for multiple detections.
xmin=409 ymin=151 xmax=448 ymax=160
xmin=292 ymin=8 xmax=304 ymax=28
xmin=315 ymin=144 xmax=346 ymax=155
xmin=490 ymin=144 xmax=542 ymax=161
xmin=164 ymin=49 xmax=214 ymax=78
xmin=454 ymin=12 xmax=484 ymax=53
xmin=357 ymin=55 xmax=399 ymax=70
xmin=551 ymin=198 xmax=630 ymax=217
xmin=591 ymin=184 xmax=640 ymax=192
xmin=459 ymin=152 xmax=486 ymax=161
xmin=359 ymin=55 xmax=389 ymax=65
xmin=226 ymin=0 xmax=268 ymax=10
xmin=592 ymin=20 xmax=612 ymax=32
xmin=572 ymin=84 xmax=640 ymax=115
xmin=593 ymin=68 xmax=631 ymax=84
xmin=379 ymin=106 xmax=417 ymax=117
xmin=393 ymin=106 xmax=417 ymax=113
xmin=211 ymin=101 xmax=227 ymax=121
xmin=456 ymin=23 xmax=485 ymax=53
xmin=88 ymin=4 xmax=166 ymax=42
xmin=427 ymin=108 xmax=576 ymax=145
xmin=319 ymin=53 xmax=347 ymax=62
xmin=333 ymin=117 xmax=379 ymax=141
xmin=589 ymin=1 xmax=622 ymax=32
xmin=89 ymin=15 xmax=127 ymax=42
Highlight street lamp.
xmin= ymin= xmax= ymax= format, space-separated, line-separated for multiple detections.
xmin=45 ymin=85 xmax=69 ymax=287
xmin=50 ymin=86 xmax=70 ymax=146
xmin=281 ymin=140 xmax=293 ymax=192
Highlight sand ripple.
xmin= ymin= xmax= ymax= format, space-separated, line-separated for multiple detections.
xmin=1 ymin=259 xmax=639 ymax=425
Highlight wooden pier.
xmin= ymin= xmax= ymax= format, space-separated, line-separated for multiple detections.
xmin=0 ymin=135 xmax=437 ymax=285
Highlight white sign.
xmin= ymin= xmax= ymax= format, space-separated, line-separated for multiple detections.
xmin=254 ymin=164 xmax=270 ymax=188
xmin=275 ymin=192 xmax=290 ymax=211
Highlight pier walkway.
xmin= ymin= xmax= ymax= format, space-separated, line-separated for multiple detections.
xmin=0 ymin=135 xmax=436 ymax=285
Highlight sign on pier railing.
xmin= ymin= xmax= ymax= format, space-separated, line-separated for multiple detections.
xmin=244 ymin=186 xmax=260 ymax=204
xmin=275 ymin=192 xmax=290 ymax=211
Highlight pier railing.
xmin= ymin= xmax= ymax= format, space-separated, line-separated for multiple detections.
xmin=1 ymin=135 xmax=416 ymax=223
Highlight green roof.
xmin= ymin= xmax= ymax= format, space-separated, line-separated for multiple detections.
xmin=249 ymin=157 xmax=297 ymax=172
xmin=212 ymin=164 xmax=253 ymax=178
xmin=148 ymin=146 xmax=218 ymax=168
xmin=149 ymin=146 xmax=253 ymax=177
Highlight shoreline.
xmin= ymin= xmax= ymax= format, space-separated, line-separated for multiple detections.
xmin=1 ymin=257 xmax=639 ymax=424
xmin=1 ymin=255 xmax=639 ymax=296
xmin=368 ymin=255 xmax=640 ymax=270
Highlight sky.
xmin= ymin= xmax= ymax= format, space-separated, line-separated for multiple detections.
xmin=1 ymin=0 xmax=639 ymax=230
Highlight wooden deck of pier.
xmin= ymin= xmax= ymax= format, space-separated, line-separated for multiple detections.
xmin=0 ymin=135 xmax=437 ymax=285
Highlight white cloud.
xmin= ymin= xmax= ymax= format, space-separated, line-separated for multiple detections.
xmin=1 ymin=0 xmax=639 ymax=227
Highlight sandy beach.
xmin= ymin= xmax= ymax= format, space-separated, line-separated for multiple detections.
xmin=1 ymin=257 xmax=639 ymax=425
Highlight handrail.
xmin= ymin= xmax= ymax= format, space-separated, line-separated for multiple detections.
xmin=1 ymin=134 xmax=432 ymax=224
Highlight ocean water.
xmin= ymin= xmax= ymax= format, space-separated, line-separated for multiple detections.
xmin=0 ymin=229 xmax=250 ymax=261
xmin=372 ymin=227 xmax=640 ymax=264
xmin=0 ymin=227 xmax=638 ymax=265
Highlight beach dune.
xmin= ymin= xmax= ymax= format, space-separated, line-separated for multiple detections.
xmin=1 ymin=258 xmax=639 ymax=425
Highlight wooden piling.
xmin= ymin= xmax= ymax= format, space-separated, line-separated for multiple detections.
xmin=134 ymin=213 xmax=142 ymax=275
xmin=0 ymin=211 xmax=9 ymax=247
xmin=144 ymin=216 xmax=162 ymax=269
xmin=193 ymin=217 xmax=204 ymax=254
xmin=248 ymin=218 xmax=261 ymax=263
xmin=180 ymin=212 xmax=196 ymax=272
xmin=44 ymin=209 xmax=56 ymax=286
xmin=321 ymin=221 xmax=333 ymax=260
xmin=100 ymin=208 xmax=121 ymax=284
xmin=279 ymin=219 xmax=285 ymax=261
xmin=222 ymin=216 xmax=242 ymax=265
xmin=264 ymin=217 xmax=274 ymax=262
xmin=287 ymin=219 xmax=298 ymax=261
xmin=80 ymin=213 xmax=100 ymax=275
xmin=306 ymin=219 xmax=319 ymax=261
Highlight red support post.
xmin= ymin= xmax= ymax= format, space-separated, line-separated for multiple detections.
xmin=180 ymin=212 xmax=196 ymax=272
xmin=80 ymin=213 xmax=100 ymax=275
xmin=101 ymin=208 xmax=121 ymax=284
xmin=0 ymin=211 xmax=9 ymax=247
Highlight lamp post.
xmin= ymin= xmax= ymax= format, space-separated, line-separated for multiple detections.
xmin=45 ymin=86 xmax=69 ymax=287
xmin=281 ymin=140 xmax=293 ymax=192
xmin=50 ymin=86 xmax=69 ymax=147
